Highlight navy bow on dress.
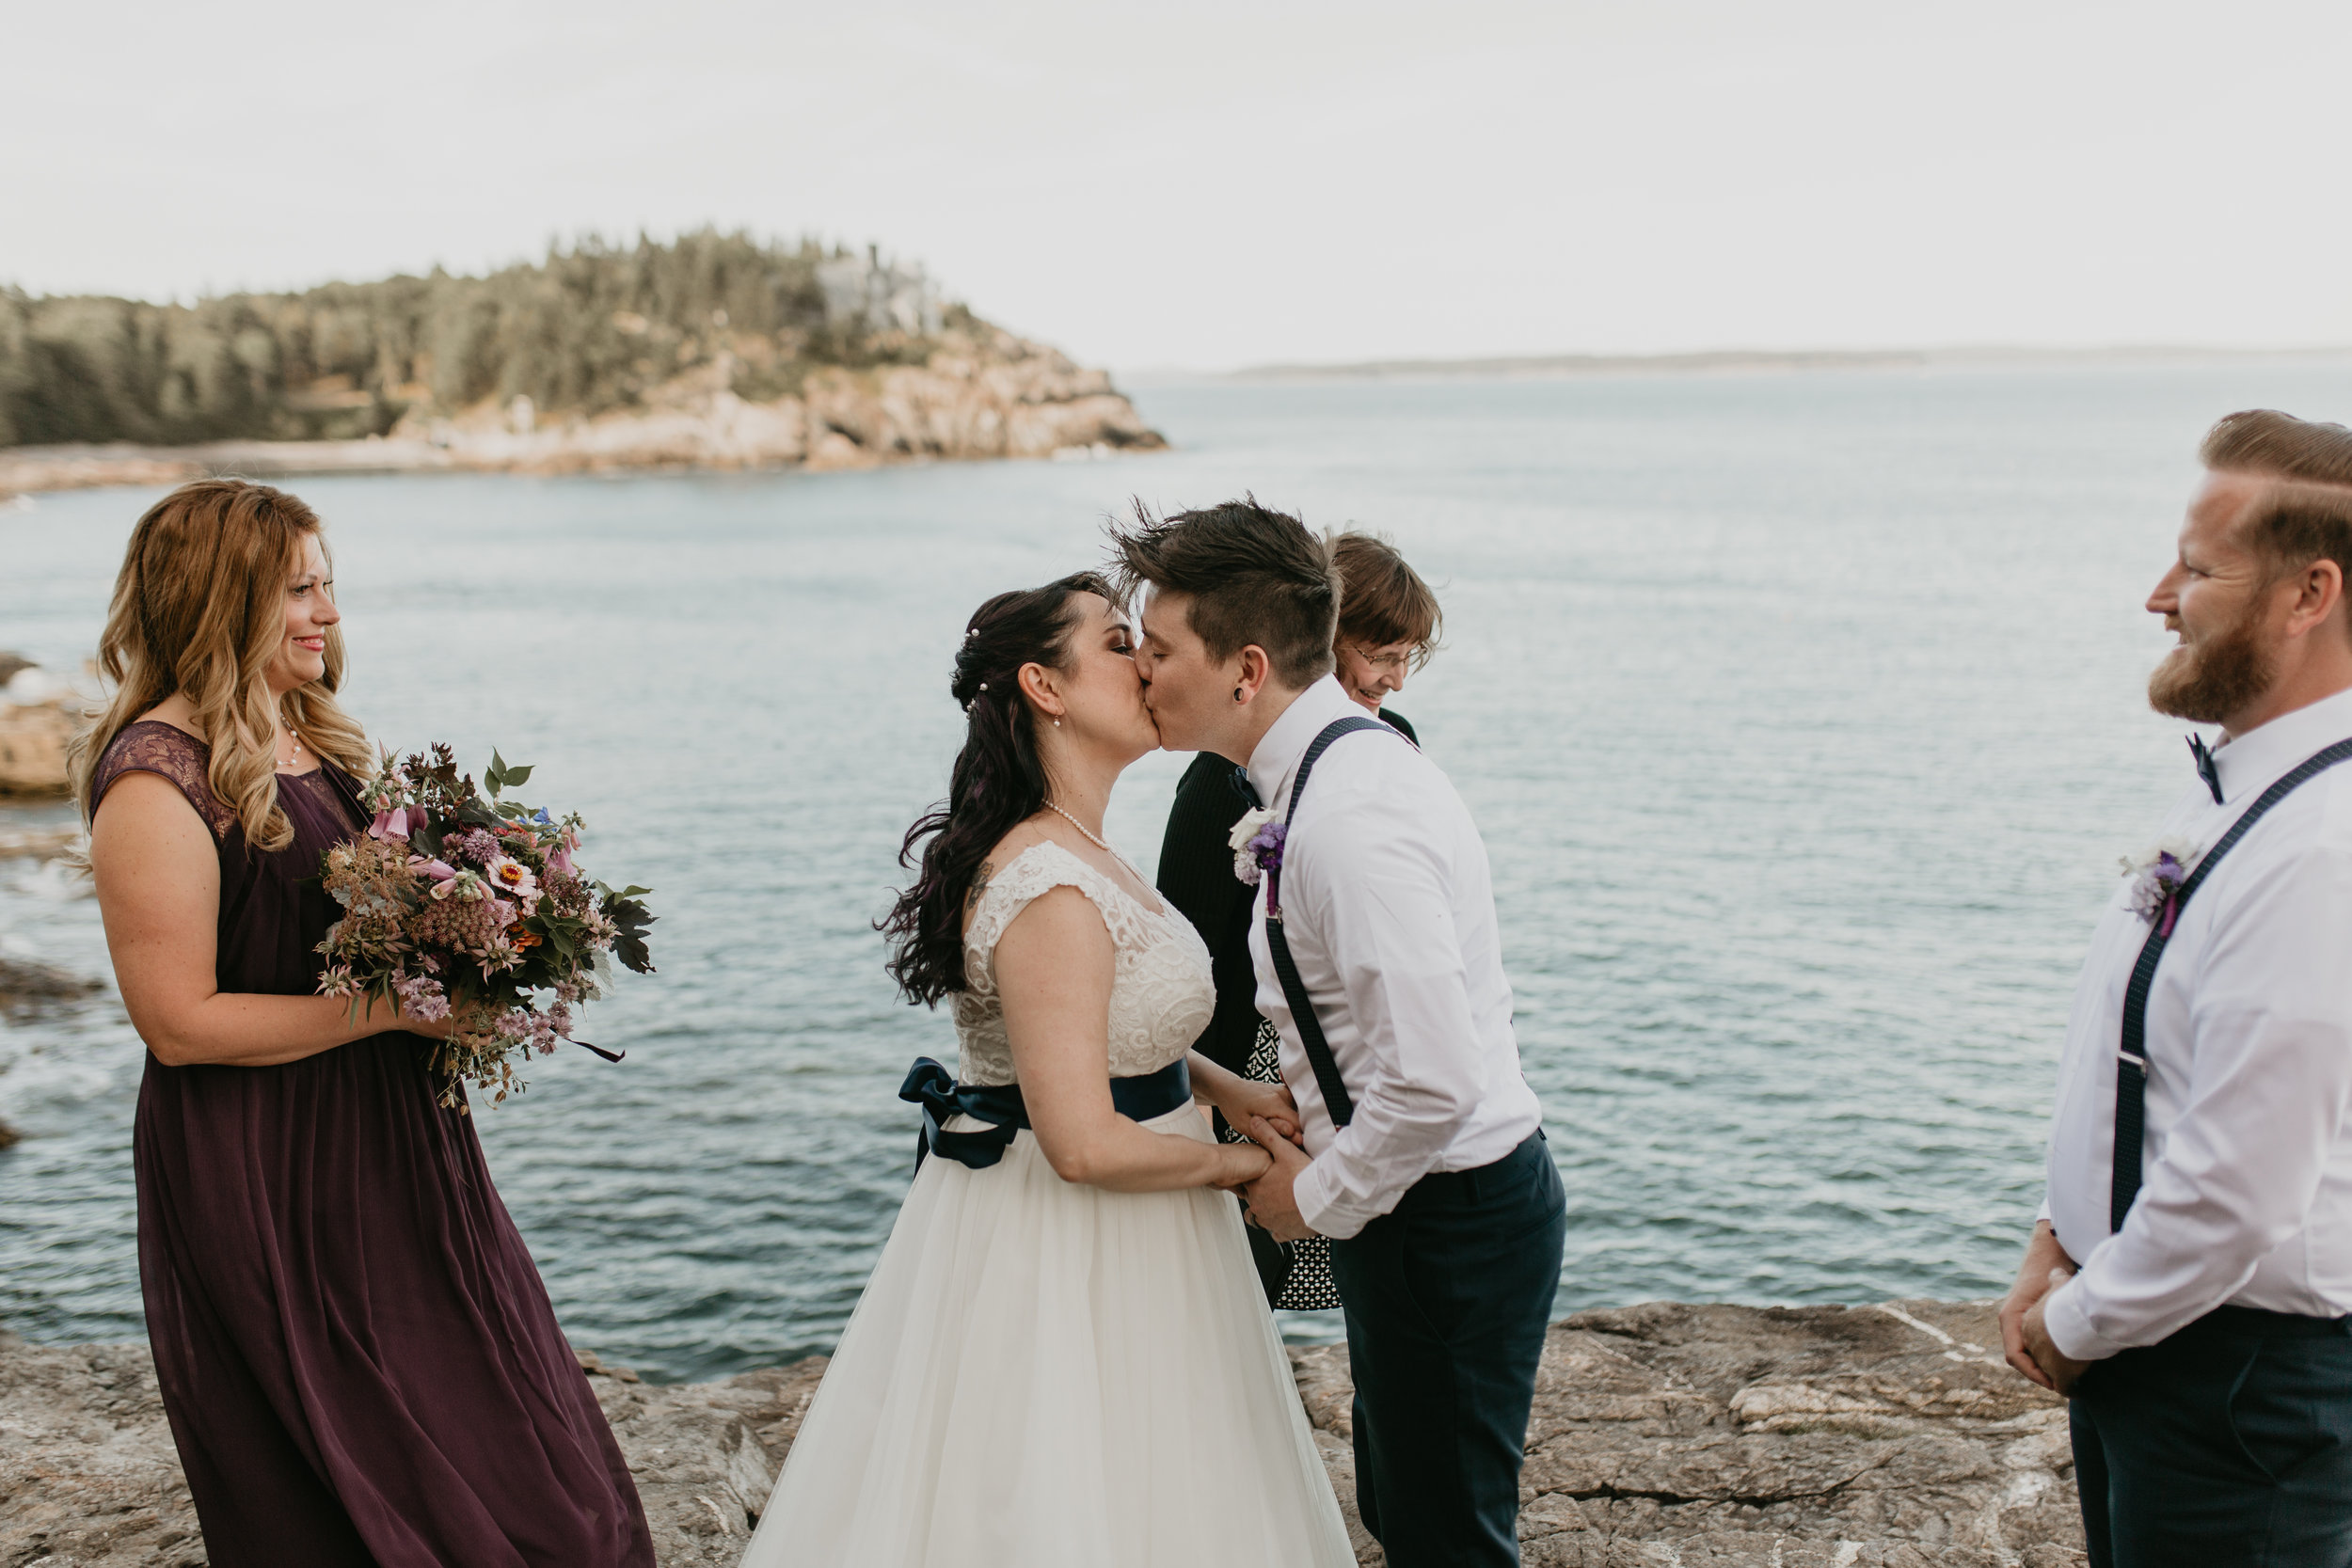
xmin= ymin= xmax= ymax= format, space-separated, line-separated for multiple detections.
xmin=2187 ymin=734 xmax=2224 ymax=804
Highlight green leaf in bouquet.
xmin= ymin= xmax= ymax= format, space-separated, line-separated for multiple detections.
xmin=485 ymin=750 xmax=536 ymax=800
xmin=596 ymin=887 xmax=658 ymax=975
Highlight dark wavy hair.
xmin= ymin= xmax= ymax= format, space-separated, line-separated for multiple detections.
xmin=881 ymin=572 xmax=1113 ymax=1006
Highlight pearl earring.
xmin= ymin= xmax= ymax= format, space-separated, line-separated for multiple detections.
xmin=1054 ymin=718 xmax=1062 ymax=728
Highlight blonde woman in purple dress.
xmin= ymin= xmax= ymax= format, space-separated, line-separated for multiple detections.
xmin=77 ymin=480 xmax=651 ymax=1566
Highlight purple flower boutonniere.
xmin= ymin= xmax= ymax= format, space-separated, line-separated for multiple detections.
xmin=1230 ymin=808 xmax=1287 ymax=886
xmin=2120 ymin=835 xmax=2201 ymax=934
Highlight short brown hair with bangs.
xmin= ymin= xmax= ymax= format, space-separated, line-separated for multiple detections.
xmin=1332 ymin=531 xmax=1442 ymax=670
xmin=1106 ymin=498 xmax=1339 ymax=689
xmin=2201 ymin=409 xmax=2352 ymax=636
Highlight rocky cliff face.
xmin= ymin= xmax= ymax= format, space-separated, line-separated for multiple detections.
xmin=0 ymin=328 xmax=1163 ymax=499
xmin=0 ymin=657 xmax=75 ymax=800
xmin=0 ymin=1301 xmax=2083 ymax=1567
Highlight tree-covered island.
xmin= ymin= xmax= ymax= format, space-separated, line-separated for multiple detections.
xmin=0 ymin=230 xmax=1163 ymax=493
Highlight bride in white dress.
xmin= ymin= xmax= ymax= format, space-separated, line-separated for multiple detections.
xmin=742 ymin=573 xmax=1355 ymax=1568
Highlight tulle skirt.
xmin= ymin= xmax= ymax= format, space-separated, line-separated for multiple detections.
xmin=741 ymin=1103 xmax=1355 ymax=1567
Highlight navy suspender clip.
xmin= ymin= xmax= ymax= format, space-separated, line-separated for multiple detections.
xmin=1262 ymin=716 xmax=1406 ymax=1130
xmin=2109 ymin=736 xmax=2352 ymax=1232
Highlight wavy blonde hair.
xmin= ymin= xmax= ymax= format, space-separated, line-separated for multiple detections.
xmin=70 ymin=479 xmax=373 ymax=850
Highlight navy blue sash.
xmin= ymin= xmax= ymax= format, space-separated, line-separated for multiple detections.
xmin=898 ymin=1055 xmax=1195 ymax=1173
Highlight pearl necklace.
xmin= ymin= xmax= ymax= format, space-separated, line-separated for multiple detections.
xmin=281 ymin=723 xmax=308 ymax=769
xmin=1042 ymin=800 xmax=1111 ymax=852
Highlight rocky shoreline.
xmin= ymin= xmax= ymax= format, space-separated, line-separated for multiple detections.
xmin=0 ymin=327 xmax=1164 ymax=500
xmin=0 ymin=1299 xmax=2084 ymax=1566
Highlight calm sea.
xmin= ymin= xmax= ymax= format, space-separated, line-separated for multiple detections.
xmin=7 ymin=361 xmax=2352 ymax=1381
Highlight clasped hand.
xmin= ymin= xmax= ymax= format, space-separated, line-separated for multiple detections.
xmin=1202 ymin=1079 xmax=1320 ymax=1242
xmin=1204 ymin=1081 xmax=1293 ymax=1196
xmin=1998 ymin=1223 xmax=2091 ymax=1396
xmin=1236 ymin=1105 xmax=1319 ymax=1244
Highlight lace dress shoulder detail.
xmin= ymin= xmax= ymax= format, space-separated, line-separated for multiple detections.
xmin=93 ymin=721 xmax=236 ymax=838
xmin=961 ymin=842 xmax=1158 ymax=967
xmin=950 ymin=841 xmax=1216 ymax=1087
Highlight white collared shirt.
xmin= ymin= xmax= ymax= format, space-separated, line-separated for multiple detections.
xmin=2042 ymin=684 xmax=2352 ymax=1361
xmin=1245 ymin=675 xmax=1545 ymax=1240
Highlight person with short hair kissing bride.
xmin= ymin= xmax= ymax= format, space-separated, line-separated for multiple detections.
xmin=741 ymin=572 xmax=1354 ymax=1565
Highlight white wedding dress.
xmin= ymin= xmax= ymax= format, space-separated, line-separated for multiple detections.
xmin=742 ymin=841 xmax=1354 ymax=1567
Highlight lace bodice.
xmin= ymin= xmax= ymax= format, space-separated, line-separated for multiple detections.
xmin=90 ymin=721 xmax=349 ymax=842
xmin=953 ymin=841 xmax=1216 ymax=1086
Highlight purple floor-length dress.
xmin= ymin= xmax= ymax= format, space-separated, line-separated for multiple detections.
xmin=96 ymin=722 xmax=653 ymax=1568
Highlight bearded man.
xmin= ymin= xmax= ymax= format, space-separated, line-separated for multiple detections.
xmin=2003 ymin=409 xmax=2352 ymax=1567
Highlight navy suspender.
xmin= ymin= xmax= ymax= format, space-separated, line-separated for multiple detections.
xmin=2110 ymin=737 xmax=2352 ymax=1231
xmin=1262 ymin=716 xmax=1404 ymax=1129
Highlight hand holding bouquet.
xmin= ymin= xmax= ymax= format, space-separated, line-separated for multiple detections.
xmin=316 ymin=745 xmax=656 ymax=1109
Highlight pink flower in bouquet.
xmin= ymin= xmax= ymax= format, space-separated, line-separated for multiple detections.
xmin=410 ymin=856 xmax=459 ymax=884
xmin=393 ymin=972 xmax=452 ymax=1022
xmin=546 ymin=831 xmax=579 ymax=879
xmin=453 ymin=828 xmax=501 ymax=867
xmin=485 ymin=857 xmax=540 ymax=906
xmin=368 ymin=805 xmax=420 ymax=841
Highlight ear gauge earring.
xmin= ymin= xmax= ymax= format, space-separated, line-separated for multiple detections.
xmin=1233 ymin=688 xmax=1244 ymax=703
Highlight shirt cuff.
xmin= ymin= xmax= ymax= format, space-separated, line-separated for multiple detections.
xmin=1293 ymin=1158 xmax=1364 ymax=1241
xmin=2041 ymin=1277 xmax=2123 ymax=1363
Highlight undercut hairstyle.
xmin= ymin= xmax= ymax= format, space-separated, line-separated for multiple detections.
xmin=1332 ymin=531 xmax=1442 ymax=671
xmin=2201 ymin=410 xmax=2352 ymax=630
xmin=1105 ymin=498 xmax=1339 ymax=689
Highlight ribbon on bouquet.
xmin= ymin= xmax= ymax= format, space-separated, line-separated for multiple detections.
xmin=898 ymin=1055 xmax=1195 ymax=1174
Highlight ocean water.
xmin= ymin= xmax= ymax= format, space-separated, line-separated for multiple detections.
xmin=6 ymin=360 xmax=2352 ymax=1383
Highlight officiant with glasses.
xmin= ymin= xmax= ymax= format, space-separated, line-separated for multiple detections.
xmin=1153 ymin=530 xmax=1441 ymax=1308
xmin=2003 ymin=410 xmax=2352 ymax=1567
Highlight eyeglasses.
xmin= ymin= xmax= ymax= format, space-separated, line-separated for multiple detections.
xmin=1348 ymin=644 xmax=1417 ymax=674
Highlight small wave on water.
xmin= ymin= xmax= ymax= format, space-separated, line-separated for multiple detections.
xmin=5 ymin=360 xmax=2351 ymax=1380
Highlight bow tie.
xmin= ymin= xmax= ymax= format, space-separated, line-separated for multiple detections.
xmin=1230 ymin=764 xmax=1263 ymax=810
xmin=2187 ymin=734 xmax=2224 ymax=804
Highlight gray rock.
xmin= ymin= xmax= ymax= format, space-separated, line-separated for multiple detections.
xmin=0 ymin=1339 xmax=205 ymax=1567
xmin=1484 ymin=1300 xmax=2085 ymax=1567
xmin=0 ymin=1302 xmax=2081 ymax=1566
xmin=0 ymin=955 xmax=102 ymax=1021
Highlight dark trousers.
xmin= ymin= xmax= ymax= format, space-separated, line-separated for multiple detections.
xmin=1328 ymin=1131 xmax=1566 ymax=1568
xmin=2072 ymin=1306 xmax=2352 ymax=1568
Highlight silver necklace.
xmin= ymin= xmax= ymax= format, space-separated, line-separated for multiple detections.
xmin=1042 ymin=800 xmax=1111 ymax=852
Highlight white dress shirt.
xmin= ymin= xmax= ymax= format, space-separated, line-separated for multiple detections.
xmin=2042 ymin=684 xmax=2352 ymax=1361
xmin=1245 ymin=675 xmax=1545 ymax=1240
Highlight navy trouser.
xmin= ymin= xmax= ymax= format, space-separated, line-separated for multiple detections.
xmin=2072 ymin=1306 xmax=2352 ymax=1568
xmin=1328 ymin=1131 xmax=1567 ymax=1568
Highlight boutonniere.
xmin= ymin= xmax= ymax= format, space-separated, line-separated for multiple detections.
xmin=2119 ymin=836 xmax=2201 ymax=931
xmin=1230 ymin=808 xmax=1286 ymax=886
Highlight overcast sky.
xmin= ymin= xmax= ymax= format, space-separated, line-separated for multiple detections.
xmin=6 ymin=1 xmax=2348 ymax=371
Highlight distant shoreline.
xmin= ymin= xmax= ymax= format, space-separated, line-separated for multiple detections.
xmin=0 ymin=347 xmax=1166 ymax=500
xmin=1208 ymin=343 xmax=2352 ymax=385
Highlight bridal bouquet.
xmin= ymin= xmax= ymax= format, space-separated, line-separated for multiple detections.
xmin=315 ymin=744 xmax=656 ymax=1109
